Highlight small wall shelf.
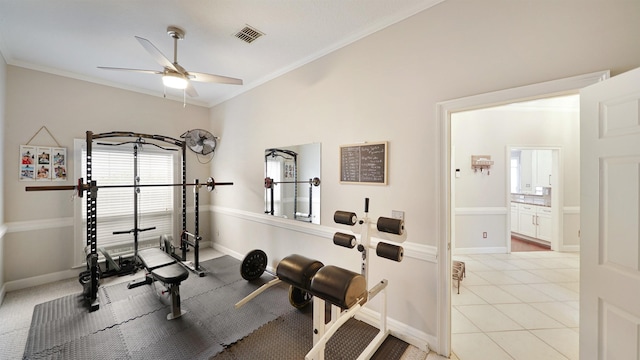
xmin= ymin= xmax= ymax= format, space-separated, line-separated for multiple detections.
xmin=471 ymin=155 xmax=493 ymax=174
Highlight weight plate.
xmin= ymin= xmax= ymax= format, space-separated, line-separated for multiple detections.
xmin=264 ymin=177 xmax=274 ymax=189
xmin=240 ymin=249 xmax=267 ymax=281
xmin=289 ymin=286 xmax=313 ymax=309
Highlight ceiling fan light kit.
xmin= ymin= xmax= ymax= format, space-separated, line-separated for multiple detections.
xmin=98 ymin=26 xmax=242 ymax=98
xmin=162 ymin=72 xmax=188 ymax=89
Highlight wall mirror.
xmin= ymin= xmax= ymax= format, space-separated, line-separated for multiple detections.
xmin=264 ymin=143 xmax=321 ymax=224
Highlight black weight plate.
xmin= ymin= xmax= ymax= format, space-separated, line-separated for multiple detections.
xmin=240 ymin=249 xmax=267 ymax=281
xmin=289 ymin=285 xmax=313 ymax=309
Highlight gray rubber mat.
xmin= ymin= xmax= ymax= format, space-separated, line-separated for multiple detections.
xmin=23 ymin=256 xmax=290 ymax=360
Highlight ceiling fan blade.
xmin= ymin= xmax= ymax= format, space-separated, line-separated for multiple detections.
xmin=185 ymin=81 xmax=198 ymax=97
xmin=97 ymin=66 xmax=163 ymax=75
xmin=188 ymin=71 xmax=243 ymax=85
xmin=135 ymin=36 xmax=179 ymax=72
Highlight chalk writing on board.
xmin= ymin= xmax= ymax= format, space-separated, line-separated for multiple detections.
xmin=340 ymin=142 xmax=387 ymax=185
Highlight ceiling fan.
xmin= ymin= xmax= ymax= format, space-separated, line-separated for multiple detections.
xmin=98 ymin=26 xmax=242 ymax=98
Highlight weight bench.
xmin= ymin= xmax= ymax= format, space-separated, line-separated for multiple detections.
xmin=128 ymin=248 xmax=189 ymax=320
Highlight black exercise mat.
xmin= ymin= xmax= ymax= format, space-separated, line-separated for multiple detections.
xmin=23 ymin=256 xmax=291 ymax=360
xmin=24 ymin=255 xmax=412 ymax=359
xmin=211 ymin=306 xmax=410 ymax=360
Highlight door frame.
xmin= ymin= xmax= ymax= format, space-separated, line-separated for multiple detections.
xmin=435 ymin=70 xmax=609 ymax=356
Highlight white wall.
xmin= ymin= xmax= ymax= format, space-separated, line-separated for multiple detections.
xmin=207 ymin=0 xmax=640 ymax=353
xmin=0 ymin=50 xmax=7 ymax=301
xmin=2 ymin=66 xmax=212 ymax=288
xmin=452 ymin=106 xmax=580 ymax=252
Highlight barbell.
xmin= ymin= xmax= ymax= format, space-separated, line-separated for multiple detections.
xmin=264 ymin=176 xmax=321 ymax=189
xmin=25 ymin=177 xmax=232 ymax=197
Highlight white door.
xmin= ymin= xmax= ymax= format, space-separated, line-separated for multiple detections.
xmin=580 ymin=67 xmax=640 ymax=359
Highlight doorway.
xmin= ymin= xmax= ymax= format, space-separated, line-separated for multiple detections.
xmin=435 ymin=70 xmax=609 ymax=357
xmin=450 ymin=98 xmax=578 ymax=359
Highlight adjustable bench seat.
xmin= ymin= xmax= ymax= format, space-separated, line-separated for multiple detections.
xmin=138 ymin=248 xmax=177 ymax=271
xmin=131 ymin=248 xmax=189 ymax=320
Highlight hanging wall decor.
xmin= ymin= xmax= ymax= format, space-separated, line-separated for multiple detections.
xmin=20 ymin=126 xmax=67 ymax=181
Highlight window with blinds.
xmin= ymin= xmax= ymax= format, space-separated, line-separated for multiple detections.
xmin=77 ymin=141 xmax=178 ymax=256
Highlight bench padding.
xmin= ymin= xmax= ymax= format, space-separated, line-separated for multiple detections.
xmin=138 ymin=248 xmax=176 ymax=270
xmin=310 ymin=265 xmax=367 ymax=309
xmin=276 ymin=254 xmax=324 ymax=291
xmin=152 ymin=263 xmax=189 ymax=284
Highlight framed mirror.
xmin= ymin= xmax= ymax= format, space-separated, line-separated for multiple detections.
xmin=264 ymin=143 xmax=321 ymax=224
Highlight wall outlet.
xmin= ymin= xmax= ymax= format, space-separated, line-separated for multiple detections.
xmin=391 ymin=210 xmax=405 ymax=221
xmin=482 ymin=232 xmax=487 ymax=238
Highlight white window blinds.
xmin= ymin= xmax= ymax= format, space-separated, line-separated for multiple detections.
xmin=79 ymin=143 xmax=176 ymax=252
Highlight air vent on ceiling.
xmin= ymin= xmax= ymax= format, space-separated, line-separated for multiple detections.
xmin=235 ymin=25 xmax=265 ymax=44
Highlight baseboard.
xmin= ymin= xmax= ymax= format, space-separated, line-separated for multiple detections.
xmin=211 ymin=242 xmax=244 ymax=261
xmin=454 ymin=247 xmax=508 ymax=255
xmin=559 ymin=245 xmax=580 ymax=252
xmin=355 ymin=306 xmax=433 ymax=353
xmin=4 ymin=268 xmax=81 ymax=293
xmin=0 ymin=283 xmax=6 ymax=307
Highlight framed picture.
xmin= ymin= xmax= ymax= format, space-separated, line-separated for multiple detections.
xmin=52 ymin=148 xmax=67 ymax=181
xmin=20 ymin=145 xmax=36 ymax=180
xmin=36 ymin=147 xmax=52 ymax=181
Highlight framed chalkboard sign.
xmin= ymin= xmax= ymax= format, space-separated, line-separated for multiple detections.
xmin=340 ymin=141 xmax=387 ymax=185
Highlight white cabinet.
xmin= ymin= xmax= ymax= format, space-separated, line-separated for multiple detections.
xmin=510 ymin=203 xmax=519 ymax=232
xmin=513 ymin=203 xmax=553 ymax=241
xmin=536 ymin=206 xmax=553 ymax=241
xmin=534 ymin=150 xmax=552 ymax=188
xmin=517 ymin=204 xmax=538 ymax=237
xmin=516 ymin=149 xmax=553 ymax=192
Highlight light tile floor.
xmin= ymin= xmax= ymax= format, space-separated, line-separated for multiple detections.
xmin=451 ymin=251 xmax=579 ymax=360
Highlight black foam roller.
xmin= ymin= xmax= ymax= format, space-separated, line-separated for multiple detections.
xmin=334 ymin=211 xmax=357 ymax=226
xmin=376 ymin=217 xmax=404 ymax=235
xmin=333 ymin=232 xmax=356 ymax=248
xmin=376 ymin=242 xmax=404 ymax=262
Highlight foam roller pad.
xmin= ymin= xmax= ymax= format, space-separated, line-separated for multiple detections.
xmin=310 ymin=265 xmax=367 ymax=309
xmin=376 ymin=217 xmax=404 ymax=235
xmin=333 ymin=232 xmax=356 ymax=248
xmin=376 ymin=242 xmax=404 ymax=262
xmin=276 ymin=254 xmax=324 ymax=291
xmin=334 ymin=211 xmax=357 ymax=225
